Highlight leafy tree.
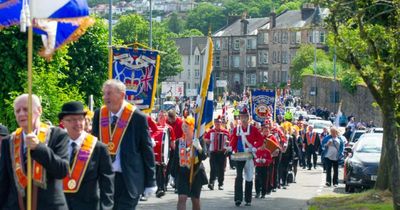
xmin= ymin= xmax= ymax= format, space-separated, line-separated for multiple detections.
xmin=64 ymin=17 xmax=109 ymax=108
xmin=186 ymin=2 xmax=226 ymax=34
xmin=167 ymin=13 xmax=185 ymax=34
xmin=113 ymin=14 xmax=183 ymax=82
xmin=321 ymin=0 xmax=400 ymax=208
xmin=0 ymin=26 xmax=84 ymax=129
xmin=290 ymin=44 xmax=330 ymax=88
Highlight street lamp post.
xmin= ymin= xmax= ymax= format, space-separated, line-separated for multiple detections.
xmin=312 ymin=5 xmax=321 ymax=108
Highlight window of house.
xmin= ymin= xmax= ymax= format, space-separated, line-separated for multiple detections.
xmin=272 ymin=51 xmax=276 ymax=64
xmin=263 ymin=32 xmax=269 ymax=44
xmin=262 ymin=71 xmax=268 ymax=83
xmin=282 ymin=32 xmax=288 ymax=44
xmin=319 ymin=31 xmax=326 ymax=43
xmin=215 ymin=55 xmax=220 ymax=67
xmin=296 ymin=31 xmax=301 ymax=43
xmin=222 ymin=38 xmax=228 ymax=50
xmin=281 ymin=71 xmax=288 ymax=82
xmin=234 ymin=39 xmax=240 ymax=50
xmin=187 ymin=56 xmax=191 ymax=65
xmin=290 ymin=31 xmax=296 ymax=44
xmin=277 ymin=51 xmax=281 ymax=63
xmin=223 ymin=56 xmax=228 ymax=67
xmin=195 ymin=55 xmax=200 ymax=65
xmin=214 ymin=39 xmax=221 ymax=50
xmin=188 ymin=69 xmax=191 ymax=78
xmin=247 ymin=38 xmax=256 ymax=49
xmin=232 ymin=56 xmax=240 ymax=67
xmin=246 ymin=55 xmax=257 ymax=67
xmin=282 ymin=51 xmax=288 ymax=64
xmin=195 ymin=69 xmax=200 ymax=79
xmin=258 ymin=50 xmax=268 ymax=64
xmin=273 ymin=32 xmax=278 ymax=43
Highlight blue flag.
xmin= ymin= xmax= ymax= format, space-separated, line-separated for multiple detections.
xmin=250 ymin=89 xmax=276 ymax=123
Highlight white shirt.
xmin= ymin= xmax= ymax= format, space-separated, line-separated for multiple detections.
xmin=110 ymin=101 xmax=127 ymax=172
xmin=325 ymin=137 xmax=340 ymax=161
xmin=68 ymin=131 xmax=86 ymax=157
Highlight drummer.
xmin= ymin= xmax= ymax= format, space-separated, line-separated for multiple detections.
xmin=228 ymin=106 xmax=263 ymax=207
xmin=154 ymin=110 xmax=176 ymax=197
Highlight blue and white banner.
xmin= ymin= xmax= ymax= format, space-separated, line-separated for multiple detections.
xmin=250 ymin=89 xmax=275 ymax=123
xmin=112 ymin=47 xmax=160 ymax=113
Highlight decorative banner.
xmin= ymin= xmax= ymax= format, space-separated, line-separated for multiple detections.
xmin=250 ymin=89 xmax=275 ymax=123
xmin=112 ymin=47 xmax=160 ymax=113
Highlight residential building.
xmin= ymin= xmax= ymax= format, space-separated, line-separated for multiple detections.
xmin=169 ymin=37 xmax=208 ymax=97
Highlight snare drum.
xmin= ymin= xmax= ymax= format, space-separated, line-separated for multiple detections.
xmin=231 ymin=152 xmax=253 ymax=161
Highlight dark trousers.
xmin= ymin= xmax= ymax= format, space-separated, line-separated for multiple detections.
xmin=325 ymin=158 xmax=339 ymax=185
xmin=156 ymin=164 xmax=166 ymax=191
xmin=255 ymin=166 xmax=268 ymax=196
xmin=234 ymin=161 xmax=252 ymax=203
xmin=306 ymin=146 xmax=317 ymax=169
xmin=272 ymin=155 xmax=281 ymax=189
xmin=114 ymin=172 xmax=139 ymax=210
xmin=300 ymin=149 xmax=306 ymax=167
xmin=266 ymin=164 xmax=274 ymax=193
xmin=279 ymin=156 xmax=290 ymax=186
xmin=209 ymin=152 xmax=226 ymax=186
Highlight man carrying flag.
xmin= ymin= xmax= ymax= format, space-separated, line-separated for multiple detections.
xmin=0 ymin=94 xmax=70 ymax=210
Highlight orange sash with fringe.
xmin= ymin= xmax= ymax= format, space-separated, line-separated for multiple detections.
xmin=64 ymin=134 xmax=97 ymax=193
xmin=99 ymin=103 xmax=135 ymax=155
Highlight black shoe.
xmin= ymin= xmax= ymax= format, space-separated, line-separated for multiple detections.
xmin=272 ymin=188 xmax=276 ymax=192
xmin=302 ymin=166 xmax=306 ymax=169
xmin=218 ymin=185 xmax=224 ymax=190
xmin=282 ymin=186 xmax=287 ymax=189
xmin=208 ymin=184 xmax=214 ymax=190
xmin=260 ymin=194 xmax=266 ymax=199
xmin=156 ymin=190 xmax=165 ymax=198
xmin=266 ymin=191 xmax=271 ymax=195
xmin=245 ymin=202 xmax=251 ymax=206
xmin=255 ymin=193 xmax=260 ymax=198
xmin=308 ymin=168 xmax=311 ymax=170
xmin=325 ymin=182 xmax=331 ymax=187
xmin=235 ymin=201 xmax=241 ymax=207
xmin=314 ymin=166 xmax=316 ymax=169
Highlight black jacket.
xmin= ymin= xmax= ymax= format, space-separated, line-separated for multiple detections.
xmin=0 ymin=127 xmax=69 ymax=210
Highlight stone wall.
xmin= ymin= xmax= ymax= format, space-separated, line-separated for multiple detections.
xmin=301 ymin=75 xmax=382 ymax=126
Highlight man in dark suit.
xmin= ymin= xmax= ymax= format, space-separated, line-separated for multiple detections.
xmin=92 ymin=79 xmax=157 ymax=209
xmin=59 ymin=101 xmax=114 ymax=210
xmin=0 ymin=94 xmax=69 ymax=210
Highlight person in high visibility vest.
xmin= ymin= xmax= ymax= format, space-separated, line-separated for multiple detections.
xmin=302 ymin=125 xmax=321 ymax=170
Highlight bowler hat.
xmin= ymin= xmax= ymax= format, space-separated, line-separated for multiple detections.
xmin=58 ymin=101 xmax=87 ymax=120
xmin=0 ymin=125 xmax=9 ymax=136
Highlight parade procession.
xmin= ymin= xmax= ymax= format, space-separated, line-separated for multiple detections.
xmin=1 ymin=0 xmax=398 ymax=210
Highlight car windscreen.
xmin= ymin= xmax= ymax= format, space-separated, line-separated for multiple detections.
xmin=355 ymin=136 xmax=383 ymax=153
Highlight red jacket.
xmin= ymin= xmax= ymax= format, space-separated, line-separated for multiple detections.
xmin=204 ymin=128 xmax=230 ymax=152
xmin=167 ymin=117 xmax=183 ymax=139
xmin=254 ymin=148 xmax=272 ymax=167
xmin=230 ymin=125 xmax=263 ymax=152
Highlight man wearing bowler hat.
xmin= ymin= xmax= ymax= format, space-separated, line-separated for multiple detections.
xmin=59 ymin=101 xmax=114 ymax=210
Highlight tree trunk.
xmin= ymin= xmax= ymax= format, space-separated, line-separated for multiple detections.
xmin=375 ymin=91 xmax=400 ymax=209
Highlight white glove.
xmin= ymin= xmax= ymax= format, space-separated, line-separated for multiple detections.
xmin=193 ymin=138 xmax=202 ymax=151
xmin=261 ymin=159 xmax=266 ymax=163
xmin=225 ymin=146 xmax=232 ymax=152
xmin=255 ymin=158 xmax=261 ymax=163
xmin=251 ymin=147 xmax=257 ymax=153
xmin=302 ymin=148 xmax=305 ymax=152
xmin=143 ymin=186 xmax=157 ymax=197
xmin=151 ymin=138 xmax=156 ymax=147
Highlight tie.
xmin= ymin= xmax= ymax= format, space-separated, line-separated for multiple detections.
xmin=111 ymin=115 xmax=118 ymax=131
xmin=70 ymin=142 xmax=78 ymax=169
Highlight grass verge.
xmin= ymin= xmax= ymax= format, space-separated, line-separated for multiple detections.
xmin=308 ymin=190 xmax=393 ymax=210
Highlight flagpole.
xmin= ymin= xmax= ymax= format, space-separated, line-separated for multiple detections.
xmin=27 ymin=18 xmax=34 ymax=210
xmin=108 ymin=0 xmax=113 ymax=78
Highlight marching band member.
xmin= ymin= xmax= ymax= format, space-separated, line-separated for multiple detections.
xmin=229 ymin=107 xmax=263 ymax=207
xmin=303 ymin=125 xmax=321 ymax=170
xmin=254 ymin=136 xmax=272 ymax=199
xmin=171 ymin=117 xmax=208 ymax=210
xmin=204 ymin=116 xmax=230 ymax=191
xmin=92 ymin=79 xmax=156 ymax=209
xmin=153 ymin=110 xmax=176 ymax=198
xmin=59 ymin=101 xmax=114 ymax=210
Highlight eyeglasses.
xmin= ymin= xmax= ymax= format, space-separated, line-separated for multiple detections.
xmin=63 ymin=117 xmax=85 ymax=123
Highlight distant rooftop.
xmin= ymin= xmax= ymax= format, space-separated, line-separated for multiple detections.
xmin=213 ymin=17 xmax=269 ymax=37
xmin=174 ymin=37 xmax=208 ymax=55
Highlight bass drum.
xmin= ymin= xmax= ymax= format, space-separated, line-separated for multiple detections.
xmin=154 ymin=127 xmax=171 ymax=165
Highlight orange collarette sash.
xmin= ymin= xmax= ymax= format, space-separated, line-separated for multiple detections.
xmin=64 ymin=134 xmax=97 ymax=193
xmin=306 ymin=132 xmax=316 ymax=145
xmin=11 ymin=123 xmax=50 ymax=196
xmin=100 ymin=103 xmax=135 ymax=155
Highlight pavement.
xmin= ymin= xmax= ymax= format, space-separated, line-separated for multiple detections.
xmin=137 ymin=158 xmax=347 ymax=210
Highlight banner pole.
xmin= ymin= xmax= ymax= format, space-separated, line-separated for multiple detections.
xmin=27 ymin=21 xmax=33 ymax=210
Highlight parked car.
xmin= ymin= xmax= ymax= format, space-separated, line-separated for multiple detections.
xmin=306 ymin=114 xmax=322 ymax=120
xmin=294 ymin=110 xmax=308 ymax=121
xmin=307 ymin=119 xmax=333 ymax=134
xmin=348 ymin=130 xmax=367 ymax=147
xmin=343 ymin=133 xmax=383 ymax=192
xmin=367 ymin=127 xmax=383 ymax=133
xmin=161 ymin=101 xmax=177 ymax=111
